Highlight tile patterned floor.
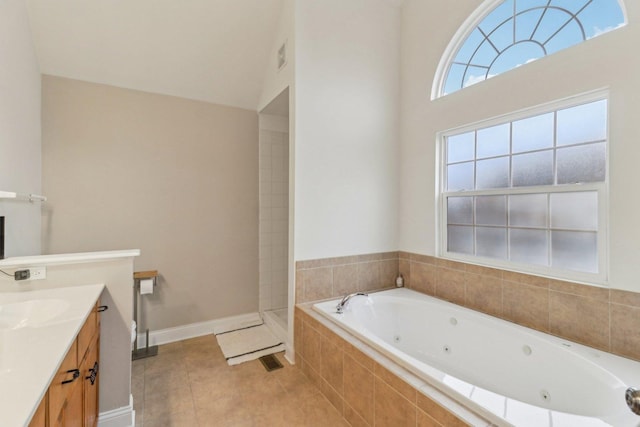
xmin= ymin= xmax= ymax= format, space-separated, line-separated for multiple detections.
xmin=132 ymin=335 xmax=348 ymax=426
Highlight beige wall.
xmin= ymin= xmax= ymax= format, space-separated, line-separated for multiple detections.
xmin=400 ymin=0 xmax=640 ymax=292
xmin=0 ymin=0 xmax=41 ymax=257
xmin=42 ymin=76 xmax=259 ymax=330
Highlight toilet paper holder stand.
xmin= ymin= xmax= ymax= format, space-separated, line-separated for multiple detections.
xmin=132 ymin=270 xmax=158 ymax=360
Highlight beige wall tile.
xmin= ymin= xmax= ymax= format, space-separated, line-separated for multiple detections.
xmin=374 ymin=377 xmax=417 ymax=427
xmin=344 ymin=342 xmax=375 ymax=371
xmin=549 ymin=292 xmax=610 ymax=350
xmin=320 ymin=378 xmax=344 ymax=415
xmin=503 ymin=282 xmax=549 ymax=332
xmin=502 ymin=271 xmax=549 ymax=288
xmin=611 ymin=289 xmax=640 ymax=308
xmin=344 ymin=354 xmax=375 ymax=426
xmin=358 ymin=261 xmax=380 ymax=291
xmin=321 ymin=338 xmax=344 ymax=396
xmin=549 ymin=279 xmax=609 ymax=301
xmin=380 ymin=259 xmax=400 ymax=287
xmin=611 ymin=304 xmax=640 ymax=361
xmin=334 ymin=264 xmax=359 ymax=296
xmin=295 ymin=269 xmax=304 ymax=304
xmin=411 ymin=261 xmax=436 ymax=296
xmin=302 ymin=267 xmax=333 ymax=302
xmin=399 ymin=259 xmax=411 ymax=287
xmin=436 ymin=258 xmax=465 ymax=271
xmin=344 ymin=404 xmax=371 ymax=427
xmin=464 ymin=273 xmax=502 ymax=317
xmin=301 ymin=357 xmax=322 ymax=389
xmin=417 ymin=393 xmax=468 ymax=427
xmin=465 ymin=264 xmax=502 ymax=279
xmin=375 ymin=363 xmax=416 ymax=403
xmin=410 ymin=253 xmax=436 ymax=264
xmin=417 ymin=408 xmax=442 ymax=427
xmin=294 ymin=313 xmax=304 ymax=356
xmin=302 ymin=323 xmax=323 ymax=372
xmin=436 ymin=268 xmax=466 ymax=305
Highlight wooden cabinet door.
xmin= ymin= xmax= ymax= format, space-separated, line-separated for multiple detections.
xmin=82 ymin=335 xmax=100 ymax=427
xmin=49 ymin=340 xmax=79 ymax=426
xmin=27 ymin=393 xmax=46 ymax=427
xmin=65 ymin=380 xmax=84 ymax=427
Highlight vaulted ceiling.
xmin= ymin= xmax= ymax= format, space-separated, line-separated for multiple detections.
xmin=26 ymin=0 xmax=285 ymax=110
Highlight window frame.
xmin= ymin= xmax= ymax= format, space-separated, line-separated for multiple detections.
xmin=431 ymin=0 xmax=628 ymax=99
xmin=436 ymin=90 xmax=609 ymax=285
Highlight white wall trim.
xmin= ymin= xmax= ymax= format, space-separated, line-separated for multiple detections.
xmin=135 ymin=312 xmax=262 ymax=347
xmin=98 ymin=395 xmax=134 ymax=427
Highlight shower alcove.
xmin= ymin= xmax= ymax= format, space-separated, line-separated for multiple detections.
xmin=258 ymin=88 xmax=290 ymax=345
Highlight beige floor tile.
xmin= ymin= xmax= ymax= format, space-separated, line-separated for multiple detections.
xmin=195 ymin=395 xmax=254 ymax=427
xmin=134 ymin=336 xmax=350 ymax=427
xmin=144 ymin=409 xmax=197 ymax=427
xmin=144 ymin=384 xmax=194 ymax=420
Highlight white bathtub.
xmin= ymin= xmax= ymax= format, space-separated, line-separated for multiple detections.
xmin=313 ymin=288 xmax=640 ymax=427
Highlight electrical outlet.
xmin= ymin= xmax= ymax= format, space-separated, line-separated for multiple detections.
xmin=28 ymin=266 xmax=46 ymax=281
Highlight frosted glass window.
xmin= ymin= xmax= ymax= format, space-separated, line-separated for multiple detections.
xmin=447 ymin=162 xmax=475 ymax=191
xmin=512 ymin=151 xmax=554 ymax=187
xmin=552 ymin=231 xmax=598 ymax=273
xmin=442 ymin=97 xmax=607 ymax=278
xmin=476 ymin=157 xmax=509 ymax=189
xmin=476 ymin=196 xmax=506 ymax=226
xmin=448 ymin=132 xmax=475 ymax=163
xmin=510 ymin=229 xmax=548 ymax=266
xmin=448 ymin=197 xmax=473 ymax=224
xmin=557 ymin=143 xmax=606 ymax=184
xmin=550 ymin=192 xmax=598 ymax=231
xmin=476 ymin=227 xmax=507 ymax=260
xmin=557 ymin=100 xmax=607 ymax=146
xmin=477 ymin=124 xmax=510 ymax=158
xmin=437 ymin=1 xmax=625 ymax=98
xmin=512 ymin=113 xmax=554 ymax=153
xmin=448 ymin=226 xmax=474 ymax=254
xmin=509 ymin=194 xmax=547 ymax=228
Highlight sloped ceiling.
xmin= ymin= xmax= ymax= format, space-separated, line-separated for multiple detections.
xmin=26 ymin=0 xmax=285 ymax=110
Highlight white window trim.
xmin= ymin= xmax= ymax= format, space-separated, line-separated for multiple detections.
xmin=436 ymin=90 xmax=610 ymax=285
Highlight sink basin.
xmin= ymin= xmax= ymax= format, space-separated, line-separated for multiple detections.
xmin=0 ymin=299 xmax=70 ymax=330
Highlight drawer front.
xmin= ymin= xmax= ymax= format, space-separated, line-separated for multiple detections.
xmin=49 ymin=340 xmax=79 ymax=425
xmin=78 ymin=302 xmax=99 ymax=361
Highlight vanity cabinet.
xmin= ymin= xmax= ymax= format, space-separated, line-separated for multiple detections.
xmin=28 ymin=394 xmax=47 ymax=427
xmin=29 ymin=301 xmax=101 ymax=427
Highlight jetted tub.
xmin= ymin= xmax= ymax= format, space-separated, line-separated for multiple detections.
xmin=313 ymin=288 xmax=640 ymax=427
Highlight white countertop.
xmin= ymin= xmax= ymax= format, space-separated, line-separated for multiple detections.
xmin=0 ymin=284 xmax=105 ymax=427
xmin=0 ymin=249 xmax=140 ymax=268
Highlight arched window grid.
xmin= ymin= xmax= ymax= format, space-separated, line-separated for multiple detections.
xmin=433 ymin=0 xmax=627 ymax=99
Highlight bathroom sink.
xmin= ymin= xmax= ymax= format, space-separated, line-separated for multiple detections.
xmin=0 ymin=299 xmax=70 ymax=330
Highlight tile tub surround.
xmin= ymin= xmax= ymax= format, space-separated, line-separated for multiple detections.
xmin=294 ymin=305 xmax=490 ymax=427
xmin=295 ymin=252 xmax=399 ymax=303
xmin=398 ymin=252 xmax=640 ymax=362
xmin=295 ymin=251 xmax=640 ymax=362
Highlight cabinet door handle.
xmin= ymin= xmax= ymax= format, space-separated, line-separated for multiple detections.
xmin=61 ymin=368 xmax=80 ymax=384
xmin=97 ymin=305 xmax=109 ymax=312
xmin=86 ymin=361 xmax=99 ymax=385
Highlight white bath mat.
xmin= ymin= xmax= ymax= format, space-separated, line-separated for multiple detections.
xmin=215 ymin=324 xmax=285 ymax=366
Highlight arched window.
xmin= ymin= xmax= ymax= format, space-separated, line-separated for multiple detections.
xmin=433 ymin=0 xmax=626 ymax=98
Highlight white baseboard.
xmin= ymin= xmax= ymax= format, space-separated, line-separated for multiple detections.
xmin=98 ymin=395 xmax=134 ymax=427
xmin=135 ymin=312 xmax=262 ymax=347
